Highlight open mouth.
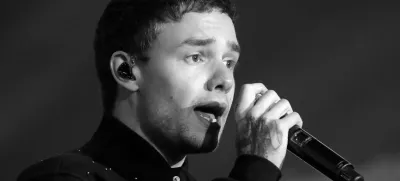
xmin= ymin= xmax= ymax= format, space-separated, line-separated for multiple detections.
xmin=194 ymin=110 xmax=217 ymax=123
xmin=193 ymin=101 xmax=226 ymax=125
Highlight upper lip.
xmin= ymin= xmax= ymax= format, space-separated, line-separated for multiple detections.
xmin=193 ymin=101 xmax=228 ymax=118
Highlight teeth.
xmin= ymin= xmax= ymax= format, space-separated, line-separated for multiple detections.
xmin=199 ymin=113 xmax=211 ymax=121
xmin=198 ymin=112 xmax=216 ymax=122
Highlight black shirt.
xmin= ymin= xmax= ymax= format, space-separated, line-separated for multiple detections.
xmin=17 ymin=114 xmax=282 ymax=181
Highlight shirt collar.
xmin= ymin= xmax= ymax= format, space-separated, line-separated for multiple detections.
xmin=81 ymin=113 xmax=189 ymax=180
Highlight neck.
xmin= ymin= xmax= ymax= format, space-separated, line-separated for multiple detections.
xmin=112 ymin=98 xmax=186 ymax=168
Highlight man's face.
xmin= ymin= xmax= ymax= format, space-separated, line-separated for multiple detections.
xmin=137 ymin=10 xmax=239 ymax=153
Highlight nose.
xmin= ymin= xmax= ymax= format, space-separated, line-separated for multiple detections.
xmin=206 ymin=63 xmax=234 ymax=94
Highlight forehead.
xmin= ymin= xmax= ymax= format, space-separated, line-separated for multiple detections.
xmin=154 ymin=11 xmax=238 ymax=50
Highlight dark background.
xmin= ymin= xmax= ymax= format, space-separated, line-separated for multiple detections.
xmin=1 ymin=0 xmax=400 ymax=180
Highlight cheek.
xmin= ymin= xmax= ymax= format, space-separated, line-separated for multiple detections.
xmin=168 ymin=74 xmax=205 ymax=107
xmin=157 ymin=66 xmax=207 ymax=107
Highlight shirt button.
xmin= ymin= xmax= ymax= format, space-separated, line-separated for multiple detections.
xmin=173 ymin=176 xmax=180 ymax=181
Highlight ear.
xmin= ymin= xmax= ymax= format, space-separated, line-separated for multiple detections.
xmin=110 ymin=51 xmax=141 ymax=92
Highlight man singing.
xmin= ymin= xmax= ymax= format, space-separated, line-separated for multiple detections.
xmin=18 ymin=0 xmax=303 ymax=180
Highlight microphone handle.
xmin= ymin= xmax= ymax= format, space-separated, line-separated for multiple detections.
xmin=287 ymin=125 xmax=364 ymax=181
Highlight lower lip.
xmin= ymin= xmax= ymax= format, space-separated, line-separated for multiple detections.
xmin=194 ymin=111 xmax=219 ymax=126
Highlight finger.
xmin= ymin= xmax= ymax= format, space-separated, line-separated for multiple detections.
xmin=263 ymin=99 xmax=293 ymax=120
xmin=246 ymin=90 xmax=280 ymax=122
xmin=235 ymin=83 xmax=267 ymax=120
xmin=280 ymin=112 xmax=303 ymax=131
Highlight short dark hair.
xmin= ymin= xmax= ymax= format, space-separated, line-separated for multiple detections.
xmin=94 ymin=0 xmax=237 ymax=113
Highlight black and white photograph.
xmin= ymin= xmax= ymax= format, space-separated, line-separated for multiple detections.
xmin=1 ymin=0 xmax=399 ymax=181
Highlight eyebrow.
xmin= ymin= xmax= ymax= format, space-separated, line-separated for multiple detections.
xmin=180 ymin=37 xmax=241 ymax=54
xmin=228 ymin=40 xmax=241 ymax=54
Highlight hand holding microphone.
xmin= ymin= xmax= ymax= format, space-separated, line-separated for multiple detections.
xmin=234 ymin=83 xmax=303 ymax=169
xmin=234 ymin=83 xmax=364 ymax=181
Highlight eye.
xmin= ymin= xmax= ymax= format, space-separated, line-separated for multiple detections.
xmin=225 ymin=60 xmax=237 ymax=69
xmin=185 ymin=54 xmax=204 ymax=64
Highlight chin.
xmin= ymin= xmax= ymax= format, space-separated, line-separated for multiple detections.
xmin=183 ymin=138 xmax=220 ymax=154
xmin=182 ymin=123 xmax=221 ymax=154
xmin=199 ymin=139 xmax=220 ymax=153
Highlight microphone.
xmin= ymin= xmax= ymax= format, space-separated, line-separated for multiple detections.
xmin=287 ymin=125 xmax=364 ymax=181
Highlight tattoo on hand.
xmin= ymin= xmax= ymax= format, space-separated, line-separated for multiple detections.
xmin=236 ymin=117 xmax=283 ymax=158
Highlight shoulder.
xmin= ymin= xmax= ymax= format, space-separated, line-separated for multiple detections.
xmin=17 ymin=151 xmax=123 ymax=181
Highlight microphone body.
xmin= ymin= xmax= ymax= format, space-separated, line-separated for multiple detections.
xmin=287 ymin=125 xmax=364 ymax=181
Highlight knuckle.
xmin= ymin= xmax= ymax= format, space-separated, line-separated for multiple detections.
xmin=281 ymin=111 xmax=303 ymax=129
xmin=291 ymin=111 xmax=300 ymax=118
xmin=266 ymin=89 xmax=280 ymax=100
xmin=280 ymin=98 xmax=289 ymax=105
xmin=241 ymin=83 xmax=268 ymax=95
xmin=267 ymin=89 xmax=276 ymax=96
xmin=291 ymin=112 xmax=303 ymax=123
xmin=255 ymin=82 xmax=266 ymax=88
xmin=295 ymin=112 xmax=304 ymax=122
